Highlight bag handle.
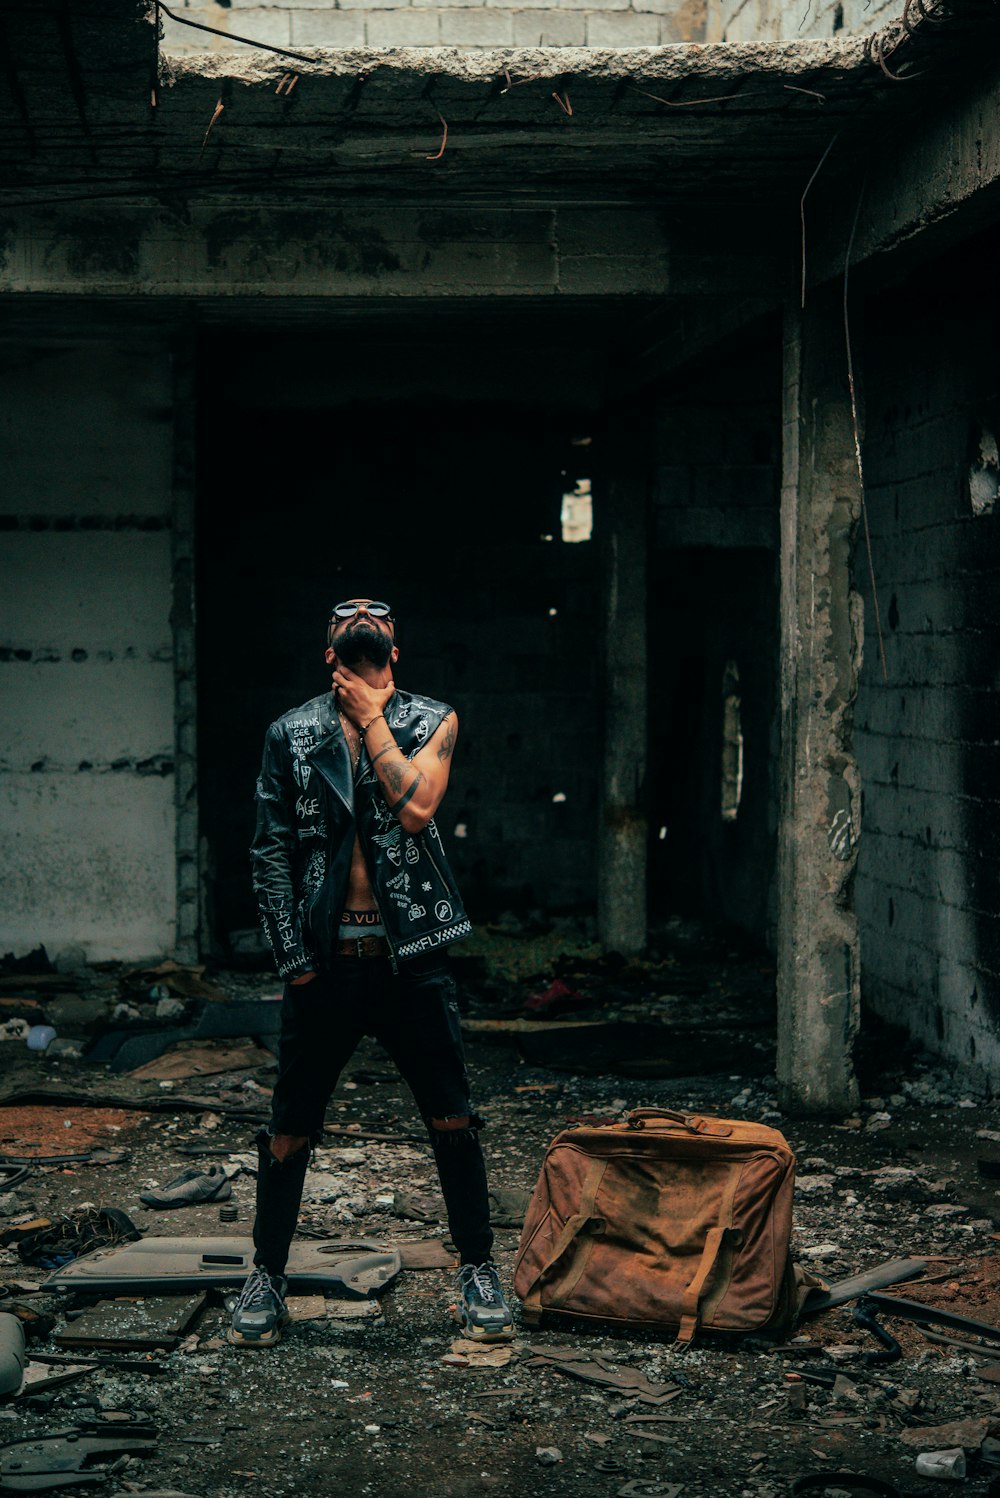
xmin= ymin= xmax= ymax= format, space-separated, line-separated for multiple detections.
xmin=626 ymin=1108 xmax=733 ymax=1138
xmin=676 ymin=1161 xmax=745 ymax=1344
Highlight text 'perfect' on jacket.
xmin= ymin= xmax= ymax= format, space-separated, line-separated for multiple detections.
xmin=251 ymin=689 xmax=472 ymax=978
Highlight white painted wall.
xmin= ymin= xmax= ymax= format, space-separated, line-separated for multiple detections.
xmin=0 ymin=343 xmax=177 ymax=963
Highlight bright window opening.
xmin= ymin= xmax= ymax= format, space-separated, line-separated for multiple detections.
xmin=560 ymin=478 xmax=593 ymax=543
xmin=721 ymin=660 xmax=743 ymax=823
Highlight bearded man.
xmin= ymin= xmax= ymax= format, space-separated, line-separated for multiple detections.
xmin=229 ymin=598 xmax=513 ymax=1347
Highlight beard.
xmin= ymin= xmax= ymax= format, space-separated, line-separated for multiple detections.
xmin=333 ymin=620 xmax=394 ymax=668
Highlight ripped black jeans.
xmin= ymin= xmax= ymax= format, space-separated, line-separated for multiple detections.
xmin=253 ymin=953 xmax=493 ymax=1276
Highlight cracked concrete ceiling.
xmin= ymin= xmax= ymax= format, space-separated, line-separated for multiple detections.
xmin=1 ymin=0 xmax=996 ymax=211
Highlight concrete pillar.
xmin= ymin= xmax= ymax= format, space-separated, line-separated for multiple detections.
xmin=597 ymin=414 xmax=649 ymax=956
xmin=777 ymin=290 xmax=863 ymax=1115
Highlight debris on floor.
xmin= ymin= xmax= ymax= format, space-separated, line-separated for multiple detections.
xmin=0 ymin=926 xmax=999 ymax=1494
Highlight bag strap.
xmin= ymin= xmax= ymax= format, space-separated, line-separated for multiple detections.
xmin=626 ymin=1109 xmax=733 ymax=1138
xmin=519 ymin=1156 xmax=608 ymax=1321
xmin=676 ymin=1161 xmax=744 ymax=1344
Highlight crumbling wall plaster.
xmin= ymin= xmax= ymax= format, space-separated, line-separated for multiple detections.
xmin=0 ymin=343 xmax=178 ymax=964
xmin=705 ymin=0 xmax=894 ymax=42
xmin=854 ymin=267 xmax=1000 ymax=1084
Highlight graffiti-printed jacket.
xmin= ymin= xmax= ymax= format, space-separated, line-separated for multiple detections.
xmin=251 ymin=690 xmax=472 ymax=978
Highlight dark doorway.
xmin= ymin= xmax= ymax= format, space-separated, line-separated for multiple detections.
xmin=647 ymin=547 xmax=779 ymax=947
xmin=195 ymin=390 xmax=600 ymax=958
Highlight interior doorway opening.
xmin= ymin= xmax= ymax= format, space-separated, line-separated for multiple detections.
xmin=648 ymin=547 xmax=779 ymax=950
xmin=195 ymin=390 xmax=599 ymax=961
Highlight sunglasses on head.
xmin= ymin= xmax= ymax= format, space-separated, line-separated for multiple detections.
xmin=329 ymin=601 xmax=393 ymax=620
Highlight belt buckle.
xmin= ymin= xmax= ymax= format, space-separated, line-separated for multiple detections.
xmin=354 ymin=933 xmax=380 ymax=959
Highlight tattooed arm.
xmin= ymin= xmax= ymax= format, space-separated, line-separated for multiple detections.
xmin=361 ymin=711 xmax=459 ymax=834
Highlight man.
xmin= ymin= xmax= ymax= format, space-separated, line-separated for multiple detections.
xmin=229 ymin=598 xmax=514 ymax=1349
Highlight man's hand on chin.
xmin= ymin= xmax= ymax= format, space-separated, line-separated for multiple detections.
xmin=331 ymin=664 xmax=395 ymax=728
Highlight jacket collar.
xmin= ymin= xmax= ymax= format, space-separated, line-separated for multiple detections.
xmin=305 ymin=690 xmax=401 ymax=813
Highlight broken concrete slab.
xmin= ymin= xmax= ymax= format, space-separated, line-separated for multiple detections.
xmin=899 ymin=1417 xmax=991 ymax=1450
xmin=53 ymin=1293 xmax=206 ymax=1353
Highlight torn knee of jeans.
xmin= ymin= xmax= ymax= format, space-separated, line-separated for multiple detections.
xmin=255 ymin=1126 xmax=312 ymax=1167
xmin=429 ymin=1111 xmax=485 ymax=1143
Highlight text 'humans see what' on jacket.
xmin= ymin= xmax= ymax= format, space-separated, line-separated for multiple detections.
xmin=251 ymin=689 xmax=472 ymax=978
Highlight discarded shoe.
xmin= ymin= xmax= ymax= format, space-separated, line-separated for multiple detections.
xmin=455 ymin=1261 xmax=514 ymax=1341
xmin=227 ymin=1266 xmax=290 ymax=1348
xmin=139 ymin=1165 xmax=232 ymax=1210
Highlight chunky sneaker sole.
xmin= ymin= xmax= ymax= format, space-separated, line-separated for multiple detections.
xmin=227 ymin=1310 xmax=290 ymax=1349
xmin=227 ymin=1267 xmax=290 ymax=1348
xmin=455 ymin=1262 xmax=515 ymax=1342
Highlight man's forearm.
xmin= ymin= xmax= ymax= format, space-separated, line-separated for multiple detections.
xmin=362 ymin=716 xmax=424 ymax=814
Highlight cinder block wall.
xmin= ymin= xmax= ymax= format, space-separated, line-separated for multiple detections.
xmin=854 ymin=260 xmax=1000 ymax=1081
xmin=0 ymin=343 xmax=178 ymax=964
xmin=158 ymin=0 xmax=707 ymax=54
xmin=156 ymin=0 xmax=895 ymax=55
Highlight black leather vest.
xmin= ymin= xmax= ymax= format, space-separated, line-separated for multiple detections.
xmin=251 ymin=690 xmax=471 ymax=977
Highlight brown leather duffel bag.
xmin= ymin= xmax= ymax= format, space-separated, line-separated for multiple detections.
xmin=514 ymin=1107 xmax=796 ymax=1343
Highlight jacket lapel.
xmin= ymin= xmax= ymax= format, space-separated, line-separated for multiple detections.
xmin=305 ymin=698 xmax=353 ymax=814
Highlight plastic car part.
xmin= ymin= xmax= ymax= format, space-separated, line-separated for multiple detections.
xmin=0 ymin=1315 xmax=26 ymax=1398
xmin=43 ymin=1236 xmax=401 ymax=1298
xmin=0 ymin=1152 xmax=125 ymax=1170
xmin=800 ymin=1257 xmax=928 ymax=1315
xmin=83 ymin=997 xmax=282 ymax=1073
xmin=0 ymin=1420 xmax=157 ymax=1492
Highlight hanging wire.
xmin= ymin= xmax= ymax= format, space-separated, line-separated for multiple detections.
xmin=425 ymin=111 xmax=448 ymax=161
xmin=800 ymin=130 xmax=840 ymax=309
xmin=842 ymin=178 xmax=889 ymax=685
xmin=155 ymin=0 xmax=318 ymax=65
xmin=199 ymin=96 xmax=224 ymax=161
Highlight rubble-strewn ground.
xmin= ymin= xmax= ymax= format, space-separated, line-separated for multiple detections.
xmin=2 ymin=921 xmax=1000 ymax=1497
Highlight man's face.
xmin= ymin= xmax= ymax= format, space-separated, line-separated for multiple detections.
xmin=325 ymin=599 xmax=397 ymax=670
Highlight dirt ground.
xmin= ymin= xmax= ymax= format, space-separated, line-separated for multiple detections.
xmin=2 ymin=923 xmax=1000 ymax=1498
